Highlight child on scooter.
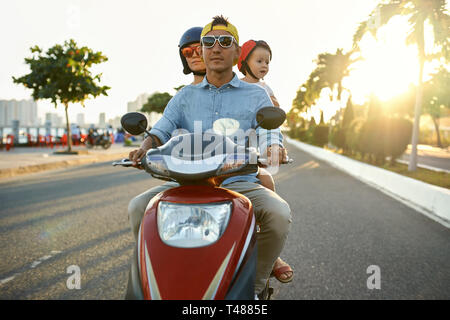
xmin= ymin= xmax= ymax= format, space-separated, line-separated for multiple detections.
xmin=237 ymin=39 xmax=282 ymax=194
xmin=238 ymin=40 xmax=280 ymax=107
xmin=237 ymin=39 xmax=293 ymax=284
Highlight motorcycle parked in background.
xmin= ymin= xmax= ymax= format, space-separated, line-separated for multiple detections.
xmin=84 ymin=128 xmax=112 ymax=149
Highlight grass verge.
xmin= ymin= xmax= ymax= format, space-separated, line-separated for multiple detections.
xmin=326 ymin=147 xmax=450 ymax=189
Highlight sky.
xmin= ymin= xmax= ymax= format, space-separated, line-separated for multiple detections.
xmin=1 ymin=0 xmax=381 ymax=125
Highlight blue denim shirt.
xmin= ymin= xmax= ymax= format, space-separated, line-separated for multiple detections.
xmin=149 ymin=73 xmax=284 ymax=185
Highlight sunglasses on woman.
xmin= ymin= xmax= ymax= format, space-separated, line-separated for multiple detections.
xmin=201 ymin=35 xmax=236 ymax=49
xmin=181 ymin=45 xmax=201 ymax=58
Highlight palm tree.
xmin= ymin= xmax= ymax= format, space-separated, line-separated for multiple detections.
xmin=353 ymin=0 xmax=450 ymax=171
xmin=314 ymin=49 xmax=356 ymax=102
xmin=292 ymin=49 xmax=357 ymax=122
xmin=422 ymin=66 xmax=450 ymax=147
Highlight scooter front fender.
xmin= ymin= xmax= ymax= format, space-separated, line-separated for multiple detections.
xmin=138 ymin=185 xmax=256 ymax=300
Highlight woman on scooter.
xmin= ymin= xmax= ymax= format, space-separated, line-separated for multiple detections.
xmin=178 ymin=27 xmax=206 ymax=85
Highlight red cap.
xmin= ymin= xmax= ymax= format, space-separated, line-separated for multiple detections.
xmin=237 ymin=40 xmax=257 ymax=72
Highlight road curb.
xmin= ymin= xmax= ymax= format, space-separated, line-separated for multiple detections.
xmin=286 ymin=137 xmax=450 ymax=228
xmin=0 ymin=152 xmax=129 ymax=180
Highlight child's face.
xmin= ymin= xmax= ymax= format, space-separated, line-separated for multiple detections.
xmin=247 ymin=47 xmax=271 ymax=79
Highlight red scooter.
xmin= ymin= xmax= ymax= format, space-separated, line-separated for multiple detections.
xmin=115 ymin=107 xmax=289 ymax=300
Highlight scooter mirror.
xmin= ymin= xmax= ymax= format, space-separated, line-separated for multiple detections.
xmin=121 ymin=112 xmax=148 ymax=135
xmin=256 ymin=106 xmax=286 ymax=130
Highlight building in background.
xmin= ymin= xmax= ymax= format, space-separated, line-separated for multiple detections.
xmin=98 ymin=112 xmax=106 ymax=127
xmin=45 ymin=112 xmax=64 ymax=127
xmin=76 ymin=113 xmax=86 ymax=128
xmin=108 ymin=116 xmax=122 ymax=129
xmin=126 ymin=93 xmax=162 ymax=127
xmin=127 ymin=93 xmax=149 ymax=113
xmin=0 ymin=99 xmax=39 ymax=126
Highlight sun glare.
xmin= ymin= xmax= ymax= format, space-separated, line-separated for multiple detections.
xmin=345 ymin=16 xmax=422 ymax=104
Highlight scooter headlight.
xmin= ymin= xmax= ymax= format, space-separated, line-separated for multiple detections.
xmin=157 ymin=201 xmax=232 ymax=248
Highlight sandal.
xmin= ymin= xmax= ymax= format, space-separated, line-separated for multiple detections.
xmin=270 ymin=259 xmax=294 ymax=283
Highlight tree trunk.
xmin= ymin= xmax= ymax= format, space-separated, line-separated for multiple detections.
xmin=432 ymin=116 xmax=442 ymax=148
xmin=64 ymin=103 xmax=72 ymax=152
xmin=408 ymin=21 xmax=425 ymax=172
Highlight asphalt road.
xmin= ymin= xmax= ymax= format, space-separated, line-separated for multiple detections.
xmin=0 ymin=142 xmax=449 ymax=300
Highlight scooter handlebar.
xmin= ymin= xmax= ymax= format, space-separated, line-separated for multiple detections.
xmin=258 ymin=156 xmax=293 ymax=166
xmin=113 ymin=156 xmax=293 ymax=169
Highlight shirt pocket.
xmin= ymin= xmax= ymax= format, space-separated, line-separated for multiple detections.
xmin=220 ymin=92 xmax=255 ymax=131
xmin=221 ymin=110 xmax=253 ymax=132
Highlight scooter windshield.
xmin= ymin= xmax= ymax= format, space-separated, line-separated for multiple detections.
xmin=143 ymin=132 xmax=257 ymax=182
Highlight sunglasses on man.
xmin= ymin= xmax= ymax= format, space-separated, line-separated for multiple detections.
xmin=201 ymin=35 xmax=236 ymax=49
xmin=181 ymin=45 xmax=201 ymax=58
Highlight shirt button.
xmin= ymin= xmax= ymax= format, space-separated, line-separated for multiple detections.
xmin=215 ymin=112 xmax=219 ymax=115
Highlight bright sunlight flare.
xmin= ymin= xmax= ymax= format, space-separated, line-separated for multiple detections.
xmin=345 ymin=16 xmax=422 ymax=104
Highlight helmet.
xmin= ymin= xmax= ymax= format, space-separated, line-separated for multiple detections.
xmin=238 ymin=40 xmax=272 ymax=78
xmin=179 ymin=27 xmax=204 ymax=75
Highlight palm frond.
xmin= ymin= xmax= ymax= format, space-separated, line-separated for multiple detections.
xmin=428 ymin=7 xmax=450 ymax=60
xmin=353 ymin=1 xmax=405 ymax=48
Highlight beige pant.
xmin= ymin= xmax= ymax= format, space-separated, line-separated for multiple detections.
xmin=128 ymin=181 xmax=291 ymax=294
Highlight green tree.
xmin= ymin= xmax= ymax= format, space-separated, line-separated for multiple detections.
xmin=319 ymin=110 xmax=325 ymax=125
xmin=12 ymin=39 xmax=110 ymax=152
xmin=314 ymin=111 xmax=329 ymax=147
xmin=291 ymin=48 xmax=358 ymax=134
xmin=141 ymin=92 xmax=173 ymax=114
xmin=314 ymin=49 xmax=357 ymax=102
xmin=340 ymin=96 xmax=356 ymax=153
xmin=353 ymin=0 xmax=450 ymax=171
xmin=423 ymin=66 xmax=450 ymax=147
xmin=174 ymin=85 xmax=186 ymax=92
xmin=309 ymin=117 xmax=317 ymax=129
xmin=367 ymin=94 xmax=383 ymax=120
xmin=342 ymin=96 xmax=355 ymax=129
xmin=292 ymin=85 xmax=311 ymax=113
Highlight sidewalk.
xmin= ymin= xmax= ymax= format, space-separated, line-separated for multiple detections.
xmin=0 ymin=143 xmax=135 ymax=180
xmin=399 ymin=144 xmax=450 ymax=173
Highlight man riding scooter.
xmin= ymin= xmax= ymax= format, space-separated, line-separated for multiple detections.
xmin=177 ymin=24 xmax=293 ymax=284
xmin=128 ymin=15 xmax=292 ymax=298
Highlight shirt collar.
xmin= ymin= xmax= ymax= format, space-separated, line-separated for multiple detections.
xmin=198 ymin=72 xmax=241 ymax=89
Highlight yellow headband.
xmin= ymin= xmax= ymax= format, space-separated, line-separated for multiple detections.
xmin=201 ymin=22 xmax=239 ymax=45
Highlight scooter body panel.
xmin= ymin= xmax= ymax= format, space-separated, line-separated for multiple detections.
xmin=139 ymin=185 xmax=256 ymax=300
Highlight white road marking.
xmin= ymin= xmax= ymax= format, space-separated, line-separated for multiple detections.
xmin=0 ymin=275 xmax=18 ymax=285
xmin=30 ymin=254 xmax=55 ymax=268
xmin=0 ymin=250 xmax=62 ymax=286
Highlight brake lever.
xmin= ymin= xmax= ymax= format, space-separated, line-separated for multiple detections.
xmin=112 ymin=159 xmax=142 ymax=167
xmin=283 ymin=157 xmax=294 ymax=164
